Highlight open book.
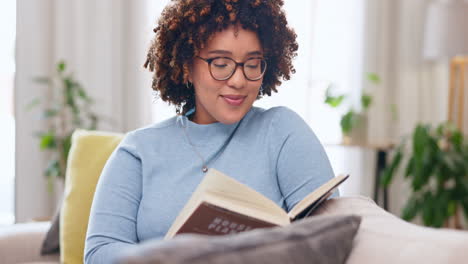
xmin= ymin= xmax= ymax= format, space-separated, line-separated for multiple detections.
xmin=165 ymin=169 xmax=349 ymax=239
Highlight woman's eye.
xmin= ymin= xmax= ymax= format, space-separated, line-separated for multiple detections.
xmin=213 ymin=63 xmax=228 ymax=68
xmin=246 ymin=64 xmax=259 ymax=69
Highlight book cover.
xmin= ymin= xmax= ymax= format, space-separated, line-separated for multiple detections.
xmin=175 ymin=202 xmax=278 ymax=236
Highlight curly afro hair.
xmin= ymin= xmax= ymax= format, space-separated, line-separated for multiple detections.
xmin=144 ymin=0 xmax=298 ymax=115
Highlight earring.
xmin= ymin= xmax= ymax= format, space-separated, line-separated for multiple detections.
xmin=186 ymin=82 xmax=193 ymax=89
xmin=175 ymin=105 xmax=182 ymax=115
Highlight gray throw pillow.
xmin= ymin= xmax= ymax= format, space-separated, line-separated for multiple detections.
xmin=116 ymin=215 xmax=361 ymax=264
xmin=40 ymin=206 xmax=60 ymax=255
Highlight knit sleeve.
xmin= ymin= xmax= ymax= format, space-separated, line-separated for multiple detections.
xmin=269 ymin=107 xmax=338 ymax=212
xmin=84 ymin=131 xmax=141 ymax=264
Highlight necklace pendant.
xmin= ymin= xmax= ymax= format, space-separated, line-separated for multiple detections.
xmin=202 ymin=166 xmax=208 ymax=173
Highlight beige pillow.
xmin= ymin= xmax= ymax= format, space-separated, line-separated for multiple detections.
xmin=60 ymin=130 xmax=124 ymax=264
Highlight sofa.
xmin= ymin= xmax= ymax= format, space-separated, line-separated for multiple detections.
xmin=2 ymin=130 xmax=468 ymax=263
xmin=1 ymin=195 xmax=468 ymax=264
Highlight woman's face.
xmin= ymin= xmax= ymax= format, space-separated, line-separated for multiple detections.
xmin=188 ymin=25 xmax=264 ymax=124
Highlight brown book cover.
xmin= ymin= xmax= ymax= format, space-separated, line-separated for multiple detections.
xmin=176 ymin=202 xmax=277 ymax=236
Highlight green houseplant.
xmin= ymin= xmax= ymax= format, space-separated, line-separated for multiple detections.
xmin=28 ymin=61 xmax=99 ymax=192
xmin=381 ymin=122 xmax=468 ymax=229
xmin=324 ymin=73 xmax=380 ymax=144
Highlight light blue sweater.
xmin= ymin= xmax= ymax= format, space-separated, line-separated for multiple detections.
xmin=84 ymin=106 xmax=336 ymax=263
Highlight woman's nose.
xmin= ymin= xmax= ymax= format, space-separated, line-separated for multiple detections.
xmin=226 ymin=65 xmax=247 ymax=89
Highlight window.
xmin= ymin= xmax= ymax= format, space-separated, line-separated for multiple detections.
xmin=256 ymin=0 xmax=365 ymax=144
xmin=0 ymin=0 xmax=16 ymax=225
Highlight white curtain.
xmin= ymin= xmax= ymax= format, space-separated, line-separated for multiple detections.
xmin=366 ymin=0 xmax=448 ymax=144
xmin=364 ymin=0 xmax=449 ymax=215
xmin=15 ymin=0 xmax=154 ymax=222
xmin=52 ymin=0 xmax=154 ymax=132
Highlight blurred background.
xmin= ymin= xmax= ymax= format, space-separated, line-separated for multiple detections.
xmin=1 ymin=0 xmax=467 ymax=229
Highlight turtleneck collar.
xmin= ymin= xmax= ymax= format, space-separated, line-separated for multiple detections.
xmin=175 ymin=107 xmax=256 ymax=146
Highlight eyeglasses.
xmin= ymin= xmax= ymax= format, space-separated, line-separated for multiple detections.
xmin=196 ymin=56 xmax=267 ymax=81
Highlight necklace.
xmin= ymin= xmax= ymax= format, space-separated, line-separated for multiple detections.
xmin=178 ymin=110 xmax=243 ymax=173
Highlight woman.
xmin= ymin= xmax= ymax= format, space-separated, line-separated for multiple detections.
xmin=85 ymin=0 xmax=336 ymax=263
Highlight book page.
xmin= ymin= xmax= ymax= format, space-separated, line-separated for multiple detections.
xmin=199 ymin=169 xmax=288 ymax=218
xmin=165 ymin=168 xmax=289 ymax=238
xmin=165 ymin=191 xmax=289 ymax=239
xmin=287 ymin=174 xmax=349 ymax=220
xmin=202 ymin=191 xmax=290 ymax=226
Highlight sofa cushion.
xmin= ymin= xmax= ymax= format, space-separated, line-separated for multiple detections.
xmin=117 ymin=214 xmax=361 ymax=264
xmin=60 ymin=130 xmax=124 ymax=264
xmin=312 ymin=195 xmax=468 ymax=264
xmin=0 ymin=222 xmax=60 ymax=264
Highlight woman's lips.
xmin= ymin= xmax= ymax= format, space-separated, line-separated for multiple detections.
xmin=221 ymin=95 xmax=246 ymax=106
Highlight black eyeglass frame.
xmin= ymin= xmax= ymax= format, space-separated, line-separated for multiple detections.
xmin=196 ymin=56 xmax=267 ymax=81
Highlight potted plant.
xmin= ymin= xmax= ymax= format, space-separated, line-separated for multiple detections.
xmin=324 ymin=73 xmax=380 ymax=145
xmin=28 ymin=61 xmax=99 ymax=193
xmin=381 ymin=122 xmax=468 ymax=229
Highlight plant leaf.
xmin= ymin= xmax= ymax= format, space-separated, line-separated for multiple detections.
xmin=62 ymin=134 xmax=72 ymax=165
xmin=77 ymin=85 xmax=92 ymax=102
xmin=324 ymin=86 xmax=345 ymax=108
xmin=402 ymin=195 xmax=420 ymax=221
xmin=39 ymin=132 xmax=57 ymax=150
xmin=33 ymin=76 xmax=52 ymax=85
xmin=462 ymin=198 xmax=468 ymax=220
xmin=64 ymin=77 xmax=76 ymax=90
xmin=366 ymin=72 xmax=381 ymax=84
xmin=41 ymin=108 xmax=59 ymax=119
xmin=45 ymin=159 xmax=60 ymax=178
xmin=26 ymin=98 xmax=41 ymax=111
xmin=416 ymin=147 xmax=436 ymax=189
xmin=413 ymin=124 xmax=428 ymax=157
xmin=325 ymin=95 xmax=345 ymax=108
xmin=404 ymin=156 xmax=414 ymax=178
xmin=340 ymin=110 xmax=356 ymax=134
xmin=433 ymin=190 xmax=449 ymax=227
xmin=421 ymin=192 xmax=435 ymax=226
xmin=450 ymin=130 xmax=463 ymax=150
xmin=447 ymin=200 xmax=457 ymax=217
xmin=45 ymin=159 xmax=60 ymax=193
xmin=88 ymin=113 xmax=98 ymax=130
xmin=57 ymin=61 xmax=66 ymax=73
xmin=361 ymin=94 xmax=372 ymax=110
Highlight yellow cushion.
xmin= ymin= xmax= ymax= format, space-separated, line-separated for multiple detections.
xmin=60 ymin=129 xmax=124 ymax=264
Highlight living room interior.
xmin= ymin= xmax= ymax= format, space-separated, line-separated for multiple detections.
xmin=1 ymin=0 xmax=468 ymax=263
